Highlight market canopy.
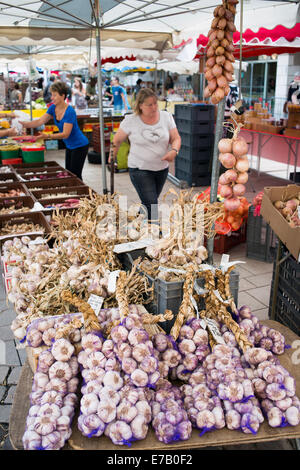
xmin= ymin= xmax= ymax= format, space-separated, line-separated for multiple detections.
xmin=0 ymin=0 xmax=298 ymax=50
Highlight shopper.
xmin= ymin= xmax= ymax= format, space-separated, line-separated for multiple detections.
xmin=86 ymin=77 xmax=97 ymax=102
xmin=20 ymin=80 xmax=89 ymax=180
xmin=110 ymin=87 xmax=181 ymax=221
xmin=43 ymin=74 xmax=56 ymax=104
xmin=72 ymin=76 xmax=87 ymax=109
xmin=110 ymin=77 xmax=130 ymax=114
xmin=10 ymin=83 xmax=22 ymax=104
xmin=0 ymin=127 xmax=17 ymax=138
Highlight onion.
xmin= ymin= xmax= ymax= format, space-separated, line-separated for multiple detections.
xmin=217 ymin=6 xmax=226 ymax=17
xmin=221 ymin=39 xmax=230 ymax=49
xmin=232 ymin=138 xmax=248 ymax=157
xmin=211 ymin=87 xmax=225 ymax=103
xmin=218 ymin=173 xmax=228 ymax=185
xmin=216 ymin=30 xmax=225 ymax=41
xmin=224 ymin=197 xmax=241 ymax=212
xmin=224 ymin=31 xmax=232 ymax=42
xmin=212 ymin=64 xmax=223 ymax=77
xmin=215 ymin=46 xmax=225 ymax=56
xmin=218 ymin=138 xmax=232 ymax=153
xmin=208 ymin=78 xmax=217 ymax=92
xmin=206 ymin=57 xmax=216 ymax=68
xmin=224 ymin=60 xmax=234 ymax=73
xmin=210 ymin=39 xmax=220 ymax=49
xmin=204 ymin=86 xmax=212 ymax=98
xmin=216 ymin=55 xmax=226 ymax=66
xmin=205 ymin=69 xmax=215 ymax=81
xmin=219 ymin=152 xmax=236 ymax=169
xmin=224 ymin=85 xmax=230 ymax=95
xmin=211 ymin=17 xmax=219 ymax=29
xmin=207 ymin=46 xmax=215 ymax=58
xmin=217 ymin=75 xmax=228 ymax=88
xmin=209 ymin=30 xmax=218 ymax=41
xmin=219 ymin=184 xmax=233 ymax=198
xmin=225 ymin=43 xmax=235 ymax=53
xmin=225 ymin=51 xmax=235 ymax=62
xmin=235 ymin=159 xmax=249 ymax=172
xmin=224 ymin=9 xmax=234 ymax=21
xmin=218 ymin=18 xmax=227 ymax=30
xmin=223 ymin=169 xmax=238 ymax=183
xmin=227 ymin=21 xmax=236 ymax=32
xmin=233 ymin=184 xmax=246 ymax=197
xmin=236 ymin=172 xmax=248 ymax=184
xmin=224 ymin=71 xmax=233 ymax=82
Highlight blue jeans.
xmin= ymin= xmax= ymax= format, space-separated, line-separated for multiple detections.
xmin=129 ymin=167 xmax=169 ymax=221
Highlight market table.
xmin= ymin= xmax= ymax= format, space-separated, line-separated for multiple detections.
xmin=240 ymin=128 xmax=300 ymax=181
xmin=9 ymin=320 xmax=300 ymax=451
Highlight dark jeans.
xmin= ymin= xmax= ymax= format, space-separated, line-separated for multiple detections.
xmin=129 ymin=167 xmax=169 ymax=221
xmin=65 ymin=144 xmax=89 ymax=180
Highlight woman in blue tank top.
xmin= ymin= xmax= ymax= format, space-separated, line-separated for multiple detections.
xmin=20 ymin=80 xmax=89 ymax=180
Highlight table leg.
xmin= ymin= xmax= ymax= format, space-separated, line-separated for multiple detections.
xmin=293 ymin=140 xmax=299 ymax=182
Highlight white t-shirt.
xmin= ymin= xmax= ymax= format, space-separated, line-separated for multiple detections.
xmin=120 ymin=110 xmax=177 ymax=171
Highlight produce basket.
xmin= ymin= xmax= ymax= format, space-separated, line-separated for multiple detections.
xmin=0 ymin=195 xmax=36 ymax=215
xmin=246 ymin=205 xmax=277 ymax=262
xmin=0 ymin=148 xmax=21 ymax=160
xmin=31 ymin=185 xmax=91 ymax=200
xmin=10 ymin=161 xmax=61 ymax=170
xmin=21 ymin=147 xmax=45 ymax=164
xmin=0 ymin=211 xmax=51 ymax=240
xmin=269 ymin=249 xmax=300 ymax=336
xmin=17 ymin=170 xmax=75 ymax=182
xmin=24 ymin=177 xmax=85 ymax=190
xmin=0 ymin=182 xmax=30 ymax=198
xmin=15 ymin=166 xmax=63 ymax=175
xmin=0 ymin=173 xmax=18 ymax=183
xmin=38 ymin=194 xmax=90 ymax=210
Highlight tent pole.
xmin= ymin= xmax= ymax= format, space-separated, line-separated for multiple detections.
xmin=238 ymin=0 xmax=244 ymax=100
xmin=207 ymin=98 xmax=225 ymax=265
xmin=94 ymin=0 xmax=108 ymax=195
xmin=28 ymin=48 xmax=33 ymax=136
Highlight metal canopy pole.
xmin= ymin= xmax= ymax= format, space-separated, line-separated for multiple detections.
xmin=207 ymin=98 xmax=225 ymax=265
xmin=94 ymin=0 xmax=108 ymax=194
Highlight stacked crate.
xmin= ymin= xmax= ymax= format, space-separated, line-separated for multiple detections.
xmin=174 ymin=104 xmax=215 ymax=187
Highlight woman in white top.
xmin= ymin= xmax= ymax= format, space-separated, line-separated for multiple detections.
xmin=72 ymin=77 xmax=87 ymax=109
xmin=111 ymin=88 xmax=181 ymax=221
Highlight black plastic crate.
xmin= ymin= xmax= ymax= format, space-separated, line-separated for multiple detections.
xmin=175 ymin=168 xmax=211 ymax=187
xmin=174 ymin=103 xmax=215 ymax=122
xmin=175 ymin=118 xmax=215 ymax=135
xmin=178 ymin=145 xmax=213 ymax=163
xmin=176 ymin=157 xmax=212 ymax=176
xmin=118 ymin=249 xmax=239 ymax=334
xmin=179 ymin=132 xmax=214 ymax=150
xmin=269 ymin=251 xmax=300 ymax=336
xmin=246 ymin=205 xmax=277 ymax=262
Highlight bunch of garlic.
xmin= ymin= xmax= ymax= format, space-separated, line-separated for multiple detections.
xmin=24 ymin=313 xmax=83 ymax=349
xmin=152 ymin=333 xmax=182 ymax=382
xmin=77 ymin=320 xmax=156 ymax=445
xmin=175 ymin=319 xmax=210 ymax=380
xmin=237 ymin=306 xmax=286 ymax=355
xmin=244 ymin=347 xmax=300 ymax=427
xmin=181 ymin=382 xmax=225 ymax=434
xmin=203 ymin=344 xmax=264 ymax=434
xmin=22 ymin=338 xmax=79 ymax=450
xmin=111 ymin=313 xmax=160 ymax=389
xmin=151 ymin=380 xmax=192 ymax=444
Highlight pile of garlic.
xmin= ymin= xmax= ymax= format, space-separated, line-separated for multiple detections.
xmin=77 ymin=313 xmax=160 ymax=445
xmin=237 ymin=306 xmax=286 ymax=355
xmin=151 ymin=380 xmax=192 ymax=444
xmin=244 ymin=347 xmax=300 ymax=428
xmin=22 ymin=338 xmax=79 ymax=450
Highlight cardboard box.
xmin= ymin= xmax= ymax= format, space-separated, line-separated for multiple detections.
xmin=260 ymin=184 xmax=300 ymax=261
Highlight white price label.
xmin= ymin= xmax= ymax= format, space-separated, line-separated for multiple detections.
xmin=88 ymin=294 xmax=104 ymax=316
xmin=31 ymin=202 xmax=44 ymax=212
xmin=205 ymin=318 xmax=225 ymax=345
xmin=113 ymin=238 xmax=155 ymax=254
xmin=107 ymin=270 xmax=121 ymax=293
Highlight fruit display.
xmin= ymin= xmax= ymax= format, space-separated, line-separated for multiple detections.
xmin=273 ymin=193 xmax=300 ymax=228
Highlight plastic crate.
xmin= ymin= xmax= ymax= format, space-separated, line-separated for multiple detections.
xmin=22 ymin=149 xmax=45 ymax=164
xmin=174 ymin=103 xmax=215 ymax=122
xmin=179 ymin=132 xmax=214 ymax=150
xmin=212 ymin=222 xmax=247 ymax=254
xmin=246 ymin=205 xmax=277 ymax=262
xmin=175 ymin=157 xmax=212 ymax=176
xmin=118 ymin=249 xmax=239 ymax=334
xmin=175 ymin=118 xmax=215 ymax=135
xmin=174 ymin=168 xmax=211 ymax=187
xmin=269 ymin=250 xmax=300 ymax=336
xmin=178 ymin=145 xmax=213 ymax=163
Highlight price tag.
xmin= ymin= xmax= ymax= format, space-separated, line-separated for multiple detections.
xmin=107 ymin=270 xmax=121 ymax=293
xmin=31 ymin=202 xmax=44 ymax=212
xmin=113 ymin=238 xmax=155 ymax=254
xmin=190 ymin=295 xmax=199 ymax=318
xmin=205 ymin=318 xmax=225 ymax=345
xmin=88 ymin=294 xmax=104 ymax=316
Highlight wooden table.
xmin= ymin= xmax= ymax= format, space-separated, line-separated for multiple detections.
xmin=9 ymin=320 xmax=300 ymax=451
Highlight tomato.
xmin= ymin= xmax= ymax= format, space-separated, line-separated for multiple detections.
xmin=231 ymin=220 xmax=241 ymax=231
xmin=226 ymin=215 xmax=234 ymax=225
